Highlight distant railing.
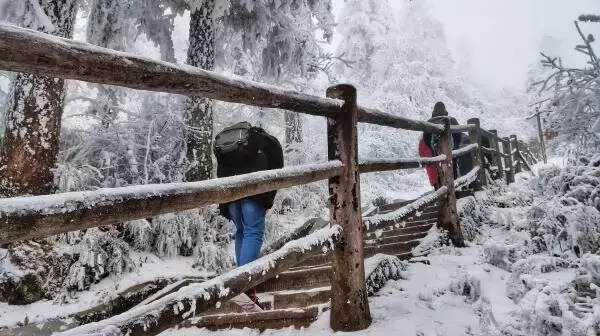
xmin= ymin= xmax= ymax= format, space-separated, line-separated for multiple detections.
xmin=0 ymin=23 xmax=538 ymax=335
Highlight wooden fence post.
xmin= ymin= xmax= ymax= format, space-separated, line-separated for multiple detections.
xmin=510 ymin=135 xmax=522 ymax=173
xmin=502 ymin=137 xmax=515 ymax=184
xmin=467 ymin=118 xmax=486 ymax=190
xmin=436 ymin=119 xmax=465 ymax=247
xmin=326 ymin=84 xmax=371 ymax=331
xmin=489 ymin=130 xmax=504 ymax=180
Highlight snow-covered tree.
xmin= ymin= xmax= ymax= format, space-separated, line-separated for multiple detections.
xmin=534 ymin=16 xmax=600 ymax=157
xmin=0 ymin=0 xmax=79 ymax=196
xmin=220 ymin=0 xmax=335 ymax=146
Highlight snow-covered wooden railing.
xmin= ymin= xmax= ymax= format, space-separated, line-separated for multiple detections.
xmin=0 ymin=162 xmax=342 ymax=244
xmin=358 ymin=155 xmax=446 ymax=173
xmin=0 ymin=23 xmax=444 ymax=135
xmin=0 ymin=22 xmax=537 ymax=333
xmin=55 ymin=226 xmax=341 ymax=336
xmin=454 ymin=166 xmax=480 ymax=190
xmin=363 ymin=186 xmax=448 ymax=233
xmin=451 ymin=143 xmax=478 ymax=157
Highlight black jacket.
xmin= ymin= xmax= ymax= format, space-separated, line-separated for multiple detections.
xmin=217 ymin=127 xmax=284 ymax=219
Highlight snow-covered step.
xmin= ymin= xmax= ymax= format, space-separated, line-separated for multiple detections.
xmin=256 ymin=265 xmax=332 ymax=293
xmin=365 ymin=239 xmax=421 ymax=257
xmin=272 ymin=287 xmax=331 ymax=310
xmin=182 ymin=307 xmax=320 ymax=331
xmin=365 ymin=231 xmax=428 ymax=246
xmin=366 ymin=223 xmax=434 ymax=239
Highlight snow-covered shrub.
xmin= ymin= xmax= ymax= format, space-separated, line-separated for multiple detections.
xmin=449 ymin=272 xmax=481 ymax=303
xmin=582 ymin=254 xmax=600 ymax=286
xmin=457 ymin=196 xmax=482 ymax=241
xmin=124 ymin=208 xmax=234 ymax=272
xmin=506 ymin=256 xmax=571 ymax=302
xmin=483 ymin=243 xmax=516 ymax=271
xmin=61 ymin=228 xmax=138 ymax=293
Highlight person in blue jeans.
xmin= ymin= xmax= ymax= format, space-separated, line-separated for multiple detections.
xmin=214 ymin=122 xmax=284 ymax=308
xmin=227 ymin=199 xmax=266 ymax=266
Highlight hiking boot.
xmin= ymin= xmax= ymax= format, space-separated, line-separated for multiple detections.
xmin=246 ymin=290 xmax=266 ymax=310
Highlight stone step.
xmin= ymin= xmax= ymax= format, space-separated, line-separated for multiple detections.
xmin=272 ymin=287 xmax=331 ymax=310
xmin=365 ymin=239 xmax=421 ymax=257
xmin=365 ymin=231 xmax=428 ymax=246
xmin=256 ymin=266 xmax=331 ymax=293
xmin=185 ymin=307 xmax=319 ymax=331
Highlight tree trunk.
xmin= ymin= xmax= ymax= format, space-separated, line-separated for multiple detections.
xmin=185 ymin=0 xmax=215 ymax=182
xmin=285 ymin=111 xmax=303 ymax=145
xmin=0 ymin=0 xmax=78 ymax=196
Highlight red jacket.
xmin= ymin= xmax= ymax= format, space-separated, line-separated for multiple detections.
xmin=418 ymin=139 xmax=438 ymax=187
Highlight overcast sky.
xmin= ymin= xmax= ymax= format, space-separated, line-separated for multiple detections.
xmin=423 ymin=0 xmax=600 ymax=91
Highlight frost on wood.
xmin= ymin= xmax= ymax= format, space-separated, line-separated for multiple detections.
xmin=55 ymin=225 xmax=342 ymax=335
xmin=363 ymin=186 xmax=447 ymax=232
xmin=0 ymin=161 xmax=343 ymax=243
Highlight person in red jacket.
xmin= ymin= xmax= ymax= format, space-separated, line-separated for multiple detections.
xmin=419 ymin=138 xmax=439 ymax=188
xmin=419 ymin=102 xmax=462 ymax=189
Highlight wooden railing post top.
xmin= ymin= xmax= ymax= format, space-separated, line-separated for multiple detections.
xmin=326 ymin=84 xmax=357 ymax=104
xmin=467 ymin=118 xmax=481 ymax=126
xmin=510 ymin=134 xmax=518 ymax=140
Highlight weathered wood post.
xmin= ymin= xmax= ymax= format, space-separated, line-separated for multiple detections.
xmin=467 ymin=118 xmax=486 ymax=190
xmin=489 ymin=130 xmax=504 ymax=181
xmin=436 ymin=119 xmax=465 ymax=247
xmin=510 ymin=135 xmax=522 ymax=173
xmin=326 ymin=84 xmax=371 ymax=331
xmin=502 ymin=137 xmax=515 ymax=184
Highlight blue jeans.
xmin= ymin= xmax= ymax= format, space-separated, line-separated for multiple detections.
xmin=228 ymin=199 xmax=266 ymax=266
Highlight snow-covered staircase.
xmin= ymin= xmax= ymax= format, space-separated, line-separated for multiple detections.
xmin=174 ymin=200 xmax=439 ymax=332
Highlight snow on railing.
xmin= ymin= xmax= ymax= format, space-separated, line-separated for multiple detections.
xmin=451 ymin=143 xmax=478 ymax=157
xmin=359 ymin=154 xmax=446 ymax=173
xmin=0 ymin=162 xmax=343 ymax=244
xmin=56 ymin=225 xmax=342 ymax=336
xmin=363 ymin=186 xmax=448 ymax=232
xmin=0 ymin=23 xmax=445 ymax=135
xmin=454 ymin=166 xmax=480 ymax=190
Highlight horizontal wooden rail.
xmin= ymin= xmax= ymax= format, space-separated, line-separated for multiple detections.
xmin=455 ymin=166 xmax=480 ymax=190
xmin=363 ymin=186 xmax=448 ymax=232
xmin=357 ymin=107 xmax=443 ymax=134
xmin=480 ymin=146 xmax=498 ymax=155
xmin=57 ymin=225 xmax=342 ymax=336
xmin=0 ymin=24 xmax=447 ymax=135
xmin=0 ymin=162 xmax=343 ymax=244
xmin=450 ymin=124 xmax=474 ymax=133
xmin=0 ymin=23 xmax=342 ymax=118
xmin=451 ymin=143 xmax=478 ymax=157
xmin=358 ymin=155 xmax=446 ymax=173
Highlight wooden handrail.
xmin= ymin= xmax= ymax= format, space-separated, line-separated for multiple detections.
xmin=357 ymin=106 xmax=443 ymax=134
xmin=56 ymin=225 xmax=342 ymax=336
xmin=452 ymin=143 xmax=478 ymax=157
xmin=0 ymin=162 xmax=343 ymax=244
xmin=0 ymin=23 xmax=446 ymax=135
xmin=358 ymin=155 xmax=446 ymax=173
xmin=363 ymin=186 xmax=448 ymax=232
